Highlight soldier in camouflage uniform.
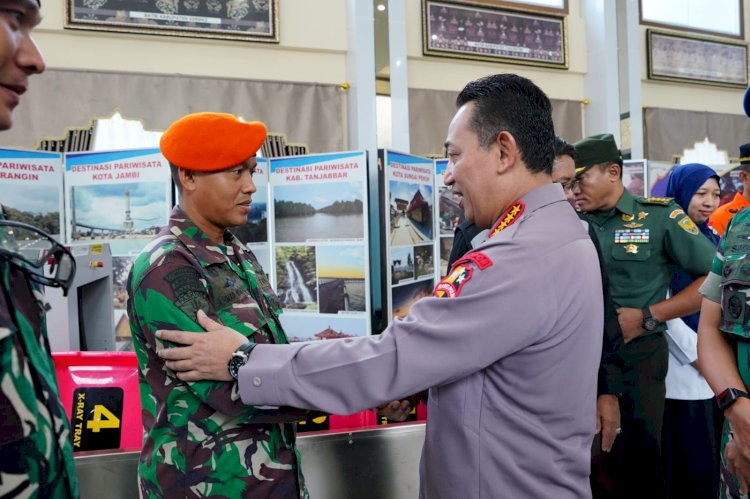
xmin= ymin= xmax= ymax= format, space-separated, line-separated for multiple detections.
xmin=0 ymin=1 xmax=78 ymax=496
xmin=0 ymin=213 xmax=79 ymax=498
xmin=127 ymin=112 xmax=308 ymax=498
xmin=699 ymin=208 xmax=750 ymax=499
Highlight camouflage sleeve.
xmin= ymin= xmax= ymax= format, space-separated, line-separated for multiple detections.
xmin=131 ymin=253 xmax=304 ymax=422
xmin=699 ymin=233 xmax=726 ymax=304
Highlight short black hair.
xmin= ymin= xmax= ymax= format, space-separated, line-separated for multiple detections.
xmin=553 ymin=136 xmax=577 ymax=160
xmin=456 ymin=74 xmax=555 ymax=175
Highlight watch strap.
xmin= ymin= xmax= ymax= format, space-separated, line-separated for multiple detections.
xmin=228 ymin=341 xmax=256 ymax=380
xmin=717 ymin=387 xmax=750 ymax=411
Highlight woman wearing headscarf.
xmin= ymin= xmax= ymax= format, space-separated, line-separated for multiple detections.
xmin=662 ymin=163 xmax=722 ymax=498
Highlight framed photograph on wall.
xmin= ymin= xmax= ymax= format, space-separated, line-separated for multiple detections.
xmin=422 ymin=0 xmax=568 ymax=69
xmin=65 ymin=0 xmax=279 ymax=43
xmin=647 ymin=30 xmax=748 ymax=88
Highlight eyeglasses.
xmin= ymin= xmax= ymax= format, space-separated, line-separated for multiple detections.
xmin=559 ymin=178 xmax=581 ymax=192
xmin=0 ymin=220 xmax=76 ymax=296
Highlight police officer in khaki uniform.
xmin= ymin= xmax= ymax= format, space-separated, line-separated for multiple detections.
xmin=573 ymin=134 xmax=716 ymax=498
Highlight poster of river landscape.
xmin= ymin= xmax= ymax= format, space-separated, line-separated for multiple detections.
xmin=0 ymin=149 xmax=64 ymax=241
xmin=434 ymin=158 xmax=466 ymax=279
xmin=269 ymin=151 xmax=371 ymax=341
xmin=382 ymin=150 xmax=436 ymax=321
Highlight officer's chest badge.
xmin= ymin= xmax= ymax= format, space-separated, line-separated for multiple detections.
xmin=621 ymin=213 xmax=635 ymax=222
xmin=623 ymin=222 xmax=643 ymax=228
xmin=638 ymin=211 xmax=649 ymax=220
xmin=615 ymin=228 xmax=650 ymax=244
xmin=624 ymin=244 xmax=639 ymax=254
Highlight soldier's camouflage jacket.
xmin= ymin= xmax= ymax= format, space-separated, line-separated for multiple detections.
xmin=127 ymin=207 xmax=308 ymax=498
xmin=700 ymin=208 xmax=750 ymax=499
xmin=0 ymin=260 xmax=79 ymax=498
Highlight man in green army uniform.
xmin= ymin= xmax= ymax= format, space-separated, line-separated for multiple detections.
xmin=127 ymin=112 xmax=309 ymax=498
xmin=572 ymin=134 xmax=716 ymax=498
xmin=0 ymin=216 xmax=79 ymax=498
xmin=0 ymin=1 xmax=80 ymax=497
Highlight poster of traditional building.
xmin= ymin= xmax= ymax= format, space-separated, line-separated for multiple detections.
xmin=64 ymin=148 xmax=172 ymax=257
xmin=269 ymin=151 xmax=371 ymax=341
xmin=381 ymin=150 xmax=436 ymax=321
xmin=0 ymin=149 xmax=64 ymax=240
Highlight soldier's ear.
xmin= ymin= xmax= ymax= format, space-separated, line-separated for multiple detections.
xmin=179 ymin=168 xmax=198 ymax=192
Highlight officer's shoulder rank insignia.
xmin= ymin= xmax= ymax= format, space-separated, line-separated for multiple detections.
xmin=642 ymin=197 xmax=672 ymax=206
xmin=434 ymin=252 xmax=493 ymax=298
xmin=677 ymin=216 xmax=700 ymax=235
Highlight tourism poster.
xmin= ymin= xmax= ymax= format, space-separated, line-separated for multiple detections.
xmin=381 ymin=150 xmax=436 ymax=321
xmin=64 ymin=148 xmax=172 ymax=258
xmin=230 ymin=156 xmax=271 ymax=273
xmin=434 ymin=158 xmax=465 ymax=277
xmin=269 ymin=151 xmax=371 ymax=342
xmin=64 ymin=148 xmax=172 ymax=348
xmin=0 ymin=148 xmax=64 ymax=241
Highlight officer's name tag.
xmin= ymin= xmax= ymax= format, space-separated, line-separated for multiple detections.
xmin=614 ymin=228 xmax=650 ymax=244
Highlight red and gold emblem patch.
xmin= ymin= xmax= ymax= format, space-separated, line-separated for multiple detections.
xmin=433 ymin=251 xmax=493 ymax=298
xmin=434 ymin=264 xmax=473 ymax=298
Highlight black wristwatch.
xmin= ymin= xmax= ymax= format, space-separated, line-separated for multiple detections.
xmin=641 ymin=306 xmax=659 ymax=332
xmin=717 ymin=387 xmax=750 ymax=412
xmin=228 ymin=341 xmax=256 ymax=380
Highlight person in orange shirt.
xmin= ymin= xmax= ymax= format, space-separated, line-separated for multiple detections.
xmin=710 ymin=143 xmax=750 ymax=236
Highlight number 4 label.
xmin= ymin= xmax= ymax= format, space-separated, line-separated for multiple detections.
xmin=86 ymin=404 xmax=121 ymax=432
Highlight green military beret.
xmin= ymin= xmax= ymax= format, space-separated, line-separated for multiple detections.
xmin=572 ymin=133 xmax=621 ymax=175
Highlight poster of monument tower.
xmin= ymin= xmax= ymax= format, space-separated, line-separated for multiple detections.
xmin=269 ymin=151 xmax=371 ymax=342
xmin=64 ymin=148 xmax=171 ymax=257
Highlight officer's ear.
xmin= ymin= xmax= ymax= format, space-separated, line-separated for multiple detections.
xmin=604 ymin=162 xmax=621 ymax=181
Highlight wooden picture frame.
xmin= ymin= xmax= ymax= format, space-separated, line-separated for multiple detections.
xmin=647 ymin=30 xmax=748 ymax=88
xmin=422 ymin=0 xmax=568 ymax=69
xmin=65 ymin=0 xmax=279 ymax=43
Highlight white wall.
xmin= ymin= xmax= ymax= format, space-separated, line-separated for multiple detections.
xmin=36 ymin=0 xmax=348 ymax=84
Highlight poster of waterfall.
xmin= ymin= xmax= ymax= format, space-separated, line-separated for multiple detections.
xmin=434 ymin=158 xmax=466 ymax=278
xmin=230 ymin=157 xmax=270 ymax=273
xmin=381 ymin=150 xmax=436 ymax=321
xmin=64 ymin=148 xmax=172 ymax=258
xmin=269 ymin=151 xmax=371 ymax=342
xmin=0 ymin=149 xmax=64 ymax=241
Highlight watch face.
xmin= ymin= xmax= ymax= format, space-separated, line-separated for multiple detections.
xmin=644 ymin=317 xmax=658 ymax=331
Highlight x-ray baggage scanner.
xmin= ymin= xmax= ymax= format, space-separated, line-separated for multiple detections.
xmin=46 ymin=243 xmax=115 ymax=351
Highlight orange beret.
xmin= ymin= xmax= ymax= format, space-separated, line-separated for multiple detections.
xmin=160 ymin=112 xmax=267 ymax=171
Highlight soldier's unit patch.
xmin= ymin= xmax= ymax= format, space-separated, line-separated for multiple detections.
xmin=669 ymin=209 xmax=685 ymax=219
xmin=165 ymin=266 xmax=209 ymax=320
xmin=678 ymin=216 xmax=700 ymax=235
xmin=434 ymin=264 xmax=474 ymax=298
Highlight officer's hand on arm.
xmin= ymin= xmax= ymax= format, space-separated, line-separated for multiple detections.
xmin=615 ymin=307 xmax=645 ymax=343
xmin=596 ymin=394 xmax=621 ymax=452
xmin=157 ymin=310 xmax=248 ymax=382
xmin=376 ymin=400 xmax=412 ymax=422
